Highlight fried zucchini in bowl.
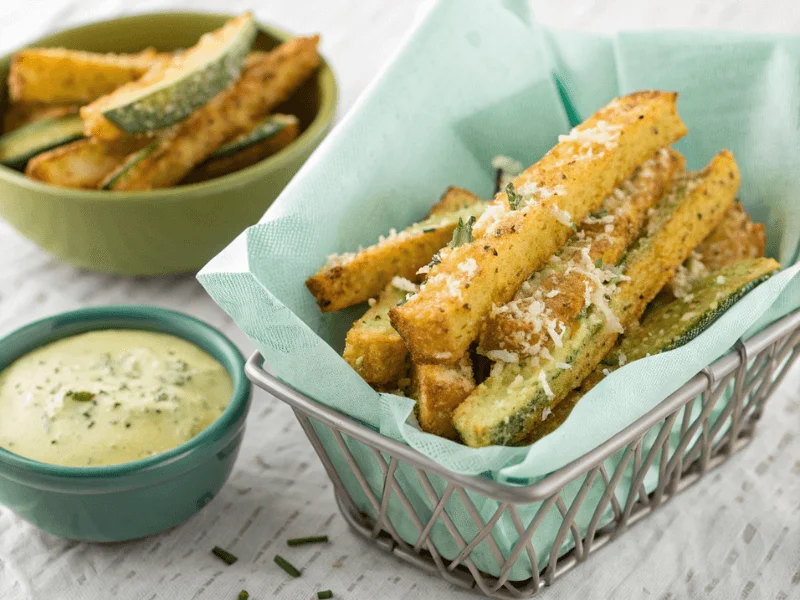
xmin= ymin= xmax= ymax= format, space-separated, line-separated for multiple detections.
xmin=0 ymin=12 xmax=337 ymax=275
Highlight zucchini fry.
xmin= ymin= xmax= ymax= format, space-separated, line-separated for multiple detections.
xmin=343 ymin=282 xmax=409 ymax=388
xmin=668 ymin=201 xmax=766 ymax=299
xmin=182 ymin=114 xmax=300 ymax=183
xmin=102 ymin=36 xmax=320 ymax=189
xmin=307 ymin=187 xmax=487 ymax=312
xmin=390 ymin=91 xmax=688 ymax=365
xmin=9 ymin=47 xmax=161 ymax=104
xmin=3 ymin=102 xmax=78 ymax=133
xmin=454 ymin=150 xmax=740 ymax=447
xmin=81 ymin=14 xmax=257 ymax=139
xmin=527 ymin=257 xmax=779 ymax=442
xmin=341 ymin=187 xmax=488 ymax=388
xmin=25 ymin=136 xmax=151 ymax=189
xmin=413 ymin=355 xmax=475 ymax=439
xmin=695 ymin=201 xmax=766 ymax=269
xmin=479 ymin=148 xmax=684 ymax=356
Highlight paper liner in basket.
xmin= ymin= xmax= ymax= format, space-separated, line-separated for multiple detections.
xmin=199 ymin=0 xmax=800 ymax=482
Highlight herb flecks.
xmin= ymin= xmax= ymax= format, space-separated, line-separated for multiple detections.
xmin=238 ymin=591 xmax=249 ymax=600
xmin=448 ymin=216 xmax=476 ymax=248
xmin=318 ymin=591 xmax=334 ymax=599
xmin=66 ymin=391 xmax=95 ymax=402
xmin=506 ymin=182 xmax=522 ymax=210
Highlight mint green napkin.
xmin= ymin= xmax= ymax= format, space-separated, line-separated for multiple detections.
xmin=200 ymin=0 xmax=800 ymax=578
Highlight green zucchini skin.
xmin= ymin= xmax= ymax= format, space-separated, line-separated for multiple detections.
xmin=0 ymin=114 xmax=84 ymax=168
xmin=101 ymin=142 xmax=159 ymax=190
xmin=101 ymin=17 xmax=257 ymax=134
xmin=617 ymin=257 xmax=780 ymax=360
xmin=207 ymin=114 xmax=295 ymax=160
xmin=526 ymin=257 xmax=780 ymax=443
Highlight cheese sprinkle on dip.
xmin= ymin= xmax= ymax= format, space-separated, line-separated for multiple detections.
xmin=0 ymin=330 xmax=233 ymax=467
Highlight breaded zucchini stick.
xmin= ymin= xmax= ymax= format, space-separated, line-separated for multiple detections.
xmin=182 ymin=114 xmax=300 ymax=183
xmin=454 ymin=150 xmax=740 ymax=447
xmin=413 ymin=355 xmax=475 ymax=439
xmin=343 ymin=282 xmax=409 ymax=389
xmin=527 ymin=257 xmax=780 ymax=442
xmin=9 ymin=48 xmax=161 ymax=104
xmin=390 ymin=91 xmax=688 ymax=365
xmin=307 ymin=187 xmax=487 ymax=312
xmin=25 ymin=136 xmax=152 ymax=189
xmin=479 ymin=148 xmax=683 ymax=356
xmin=667 ymin=201 xmax=766 ymax=299
xmin=3 ymin=102 xmax=78 ymax=133
xmin=101 ymin=37 xmax=320 ymax=190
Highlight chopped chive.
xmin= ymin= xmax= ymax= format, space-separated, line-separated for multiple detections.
xmin=287 ymin=535 xmax=329 ymax=547
xmin=274 ymin=554 xmax=301 ymax=577
xmin=317 ymin=591 xmax=333 ymax=599
xmin=212 ymin=546 xmax=238 ymax=565
xmin=238 ymin=591 xmax=249 ymax=600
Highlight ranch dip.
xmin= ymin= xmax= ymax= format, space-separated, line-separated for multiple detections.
xmin=0 ymin=330 xmax=233 ymax=467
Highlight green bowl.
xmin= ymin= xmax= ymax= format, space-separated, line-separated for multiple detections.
xmin=0 ymin=12 xmax=338 ymax=275
xmin=0 ymin=306 xmax=251 ymax=541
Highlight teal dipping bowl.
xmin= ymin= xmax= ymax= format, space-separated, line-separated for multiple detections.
xmin=0 ymin=306 xmax=251 ymax=541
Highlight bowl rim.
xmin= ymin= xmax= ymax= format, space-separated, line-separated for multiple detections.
xmin=0 ymin=305 xmax=251 ymax=478
xmin=0 ymin=11 xmax=338 ymax=201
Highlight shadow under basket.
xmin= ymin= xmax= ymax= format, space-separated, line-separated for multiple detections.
xmin=245 ymin=308 xmax=800 ymax=599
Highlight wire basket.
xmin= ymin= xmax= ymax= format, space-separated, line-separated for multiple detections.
xmin=245 ymin=309 xmax=800 ymax=599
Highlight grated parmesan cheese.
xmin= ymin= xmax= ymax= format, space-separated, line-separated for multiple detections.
xmin=367 ymin=297 xmax=377 ymax=307
xmin=541 ymin=407 xmax=552 ymax=421
xmin=556 ymin=362 xmax=571 ymax=370
xmin=618 ymin=352 xmax=627 ymax=366
xmin=391 ymin=276 xmax=418 ymax=293
xmin=546 ymin=319 xmax=566 ymax=347
xmin=487 ymin=349 xmax=519 ymax=363
xmin=550 ymin=204 xmax=574 ymax=228
xmin=716 ymin=275 xmax=726 ymax=285
xmin=538 ymin=371 xmax=554 ymax=399
xmin=457 ymin=258 xmax=479 ymax=278
xmin=558 ymin=120 xmax=622 ymax=148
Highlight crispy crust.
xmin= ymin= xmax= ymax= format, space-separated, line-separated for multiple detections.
xmin=9 ymin=47 xmax=161 ymax=104
xmin=413 ymin=355 xmax=475 ymax=439
xmin=103 ymin=37 xmax=320 ymax=189
xmin=454 ymin=150 xmax=740 ymax=447
xmin=479 ymin=148 xmax=684 ymax=355
xmin=526 ymin=256 xmax=779 ymax=443
xmin=693 ymin=201 xmax=766 ymax=270
xmin=81 ymin=14 xmax=257 ymax=140
xmin=390 ymin=91 xmax=689 ymax=365
xmin=306 ymin=187 xmax=485 ymax=312
xmin=343 ymin=283 xmax=408 ymax=388
xmin=182 ymin=115 xmax=300 ymax=183
xmin=25 ymin=136 xmax=151 ymax=188
xmin=3 ymin=102 xmax=79 ymax=133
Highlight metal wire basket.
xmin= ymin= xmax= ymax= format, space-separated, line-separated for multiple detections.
xmin=245 ymin=308 xmax=800 ymax=599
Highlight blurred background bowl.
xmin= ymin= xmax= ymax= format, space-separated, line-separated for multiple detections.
xmin=0 ymin=12 xmax=337 ymax=275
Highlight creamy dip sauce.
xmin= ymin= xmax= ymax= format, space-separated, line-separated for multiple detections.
xmin=0 ymin=330 xmax=233 ymax=467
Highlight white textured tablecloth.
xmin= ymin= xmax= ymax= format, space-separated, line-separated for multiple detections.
xmin=1 ymin=1 xmax=799 ymax=599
